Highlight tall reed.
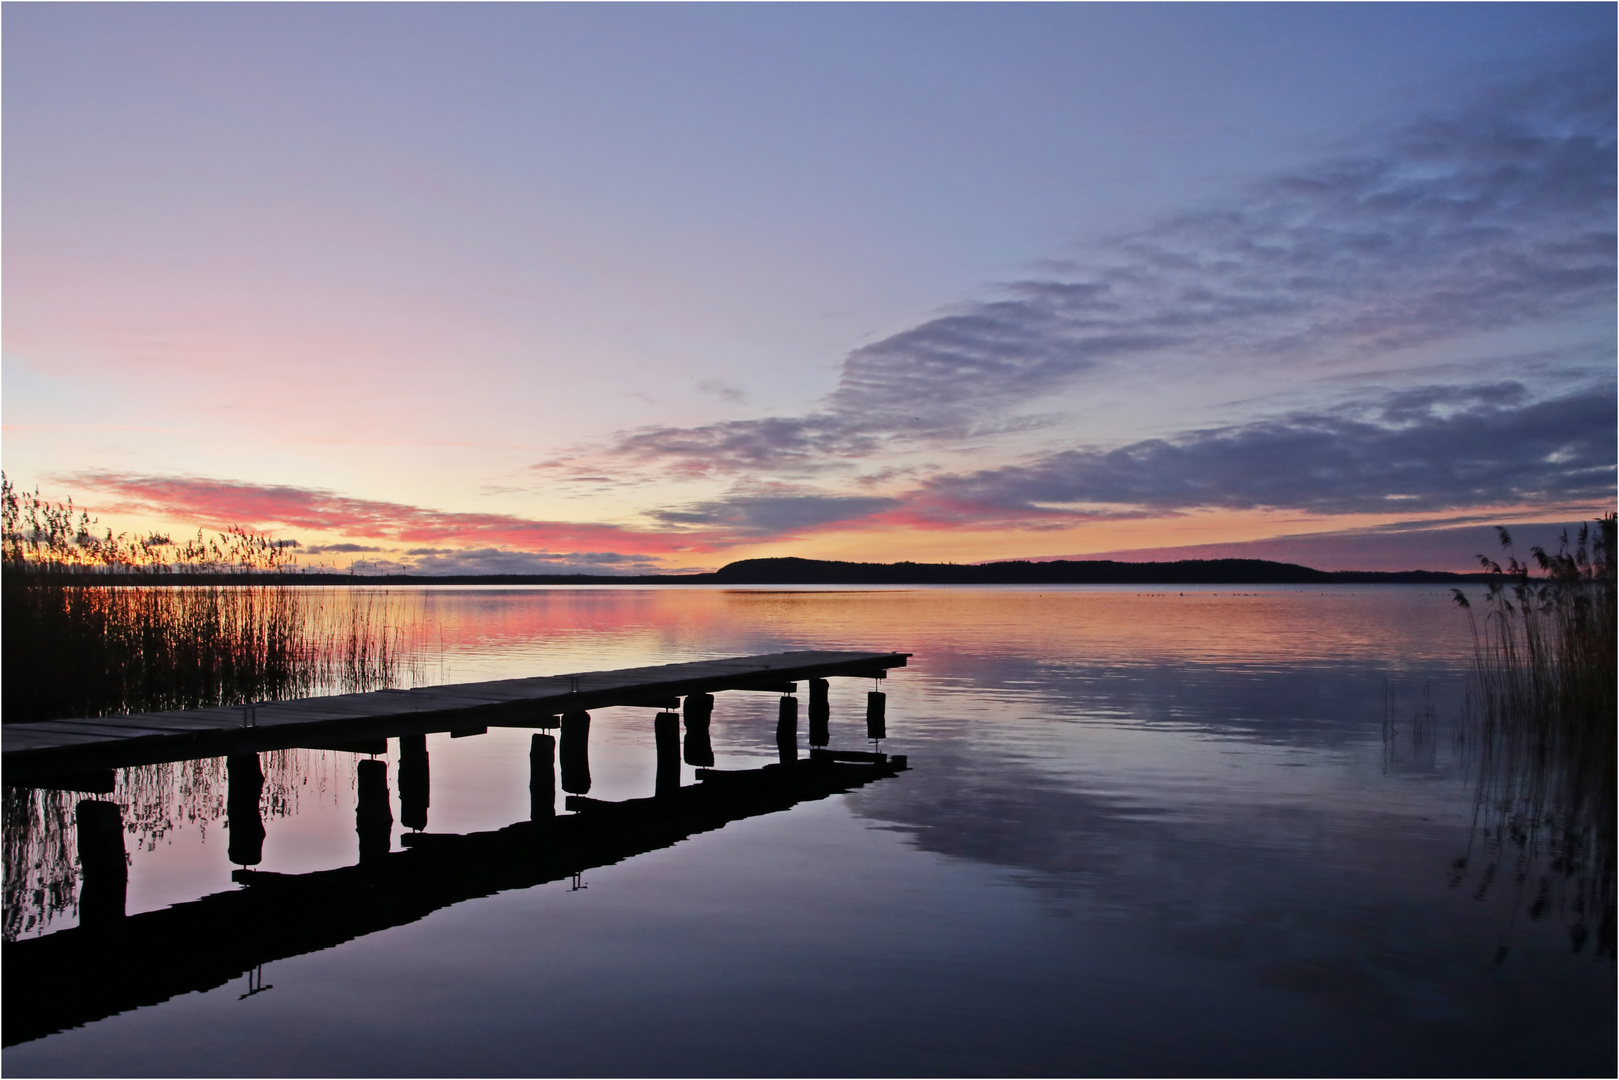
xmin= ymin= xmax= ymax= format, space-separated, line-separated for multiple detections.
xmin=2 ymin=476 xmax=435 ymax=722
xmin=1451 ymin=514 xmax=1615 ymax=959
xmin=2 ymin=584 xmax=434 ymax=722
xmin=3 ymin=473 xmax=297 ymax=576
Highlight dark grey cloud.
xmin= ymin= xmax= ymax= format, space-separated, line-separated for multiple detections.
xmin=912 ymin=383 xmax=1615 ymax=521
xmin=608 ymin=415 xmax=881 ymax=475
xmin=581 ymin=52 xmax=1613 ymax=478
xmin=649 ymin=492 xmax=901 ymax=537
xmin=301 ymin=543 xmax=382 ymax=555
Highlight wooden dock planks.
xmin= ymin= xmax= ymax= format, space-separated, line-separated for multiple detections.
xmin=2 ymin=650 xmax=908 ymax=781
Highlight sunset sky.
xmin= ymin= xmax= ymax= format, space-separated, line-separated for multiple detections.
xmin=4 ymin=4 xmax=1613 ymax=574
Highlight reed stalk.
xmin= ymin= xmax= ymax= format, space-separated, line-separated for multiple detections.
xmin=1451 ymin=514 xmax=1616 ymax=959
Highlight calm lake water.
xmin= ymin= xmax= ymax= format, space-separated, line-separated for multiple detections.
xmin=4 ymin=585 xmax=1613 ymax=1076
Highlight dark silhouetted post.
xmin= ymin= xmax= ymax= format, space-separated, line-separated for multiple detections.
xmin=355 ymin=759 xmax=393 ymax=865
xmin=777 ymin=695 xmax=799 ymax=765
xmin=560 ymin=711 xmax=592 ymax=795
xmin=866 ymin=690 xmax=887 ymax=741
xmin=683 ymin=693 xmax=715 ymax=767
xmin=683 ymin=692 xmax=714 ymax=725
xmin=399 ymin=734 xmax=430 ymax=832
xmin=808 ymin=678 xmax=831 ymax=748
xmin=655 ymin=711 xmax=681 ymax=797
xmin=75 ymin=800 xmax=127 ymax=928
xmin=530 ymin=733 xmax=557 ymax=820
xmin=684 ymin=725 xmax=715 ymax=768
xmin=226 ymin=753 xmax=266 ymax=867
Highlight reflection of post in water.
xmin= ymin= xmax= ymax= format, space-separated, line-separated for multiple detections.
xmin=866 ymin=690 xmax=887 ymax=742
xmin=777 ymin=694 xmax=799 ymax=765
xmin=398 ymin=735 xmax=430 ymax=832
xmin=808 ymin=678 xmax=830 ymax=748
xmin=226 ymin=753 xmax=266 ymax=868
xmin=560 ymin=711 xmax=592 ymax=795
xmin=8 ymin=754 xmax=911 ymax=1046
xmin=530 ymin=733 xmax=557 ymax=821
xmin=355 ymin=760 xmax=393 ymax=865
xmin=654 ymin=712 xmax=681 ymax=798
xmin=238 ymin=963 xmax=273 ymax=1000
xmin=75 ymin=800 xmax=126 ymax=928
xmin=682 ymin=693 xmax=715 ymax=767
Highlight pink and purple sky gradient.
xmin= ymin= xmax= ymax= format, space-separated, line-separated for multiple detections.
xmin=4 ymin=5 xmax=1613 ymax=574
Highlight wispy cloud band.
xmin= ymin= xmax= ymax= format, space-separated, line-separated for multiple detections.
xmin=566 ymin=52 xmax=1614 ymax=481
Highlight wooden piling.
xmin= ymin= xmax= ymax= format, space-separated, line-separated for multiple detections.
xmin=866 ymin=690 xmax=887 ymax=740
xmin=75 ymin=799 xmax=127 ymax=927
xmin=560 ymin=711 xmax=592 ymax=795
xmin=777 ymin=696 xmax=799 ymax=764
xmin=683 ymin=692 xmax=714 ymax=726
xmin=355 ymin=759 xmax=393 ymax=865
xmin=529 ymin=733 xmax=556 ymax=820
xmin=226 ymin=753 xmax=266 ymax=867
xmin=808 ymin=678 xmax=831 ymax=747
xmin=655 ymin=712 xmax=681 ymax=798
xmin=399 ymin=734 xmax=430 ymax=832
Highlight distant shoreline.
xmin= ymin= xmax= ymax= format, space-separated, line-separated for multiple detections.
xmin=3 ymin=555 xmax=1491 ymax=587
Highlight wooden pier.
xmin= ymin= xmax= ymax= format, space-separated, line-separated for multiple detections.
xmin=1 ymin=650 xmax=908 ymax=781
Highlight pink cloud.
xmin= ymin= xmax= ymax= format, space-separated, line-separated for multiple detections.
xmin=66 ymin=472 xmax=723 ymax=556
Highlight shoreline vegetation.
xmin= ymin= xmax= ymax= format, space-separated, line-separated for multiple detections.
xmin=3 ymin=478 xmax=432 ymax=724
xmin=1451 ymin=514 xmax=1616 ymax=960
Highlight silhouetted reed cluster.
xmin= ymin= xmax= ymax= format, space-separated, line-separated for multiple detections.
xmin=3 ymin=474 xmax=296 ymax=576
xmin=1452 ymin=515 xmax=1615 ymax=959
xmin=3 ymin=583 xmax=429 ymax=722
xmin=3 ymin=476 xmax=434 ymax=722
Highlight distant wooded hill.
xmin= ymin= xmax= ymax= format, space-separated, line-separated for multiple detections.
xmin=693 ymin=557 xmax=1481 ymax=585
xmin=20 ymin=555 xmax=1487 ymax=586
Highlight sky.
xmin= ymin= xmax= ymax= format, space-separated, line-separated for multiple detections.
xmin=3 ymin=4 xmax=1614 ymax=574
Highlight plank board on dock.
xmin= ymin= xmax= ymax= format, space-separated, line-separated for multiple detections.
xmin=2 ymin=650 xmax=908 ymax=781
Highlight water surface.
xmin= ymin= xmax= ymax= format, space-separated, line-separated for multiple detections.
xmin=4 ymin=586 xmax=1612 ymax=1076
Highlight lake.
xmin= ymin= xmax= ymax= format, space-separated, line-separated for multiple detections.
xmin=3 ymin=585 xmax=1613 ymax=1076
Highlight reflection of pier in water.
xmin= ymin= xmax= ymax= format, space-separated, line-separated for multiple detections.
xmin=3 ymin=673 xmax=909 ymax=1047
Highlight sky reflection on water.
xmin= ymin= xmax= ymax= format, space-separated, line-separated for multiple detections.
xmin=4 ymin=586 xmax=1612 ymax=1076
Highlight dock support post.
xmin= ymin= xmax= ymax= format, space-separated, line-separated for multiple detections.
xmin=226 ymin=753 xmax=266 ymax=867
xmin=75 ymin=799 xmax=127 ymax=928
xmin=808 ymin=679 xmax=830 ymax=748
xmin=683 ymin=692 xmax=714 ymax=726
xmin=655 ymin=712 xmax=681 ymax=797
xmin=866 ymin=690 xmax=887 ymax=741
xmin=777 ymin=695 xmax=799 ymax=765
xmin=356 ymin=759 xmax=393 ymax=865
xmin=560 ymin=711 xmax=592 ymax=795
xmin=399 ymin=734 xmax=430 ymax=832
xmin=530 ymin=733 xmax=556 ymax=820
xmin=683 ymin=693 xmax=715 ymax=766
